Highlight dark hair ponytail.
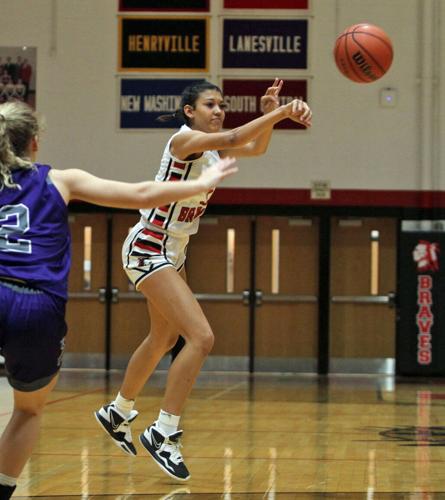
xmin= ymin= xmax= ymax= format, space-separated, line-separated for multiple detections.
xmin=156 ymin=81 xmax=222 ymax=126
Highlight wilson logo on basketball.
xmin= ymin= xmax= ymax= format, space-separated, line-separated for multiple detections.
xmin=352 ymin=52 xmax=379 ymax=81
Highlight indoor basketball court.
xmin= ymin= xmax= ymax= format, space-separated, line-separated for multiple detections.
xmin=2 ymin=370 xmax=445 ymax=498
xmin=2 ymin=0 xmax=445 ymax=498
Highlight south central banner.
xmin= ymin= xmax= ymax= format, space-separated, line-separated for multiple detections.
xmin=119 ymin=17 xmax=208 ymax=71
xmin=223 ymin=19 xmax=308 ymax=69
xmin=120 ymin=78 xmax=204 ymax=129
xmin=222 ymin=79 xmax=307 ymax=130
xmin=119 ymin=0 xmax=209 ymax=11
xmin=397 ymin=222 xmax=445 ymax=376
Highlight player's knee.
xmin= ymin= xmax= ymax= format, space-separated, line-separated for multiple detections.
xmin=194 ymin=329 xmax=214 ymax=356
xmin=13 ymin=404 xmax=45 ymax=418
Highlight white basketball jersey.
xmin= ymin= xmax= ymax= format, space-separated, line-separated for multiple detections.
xmin=139 ymin=125 xmax=220 ymax=237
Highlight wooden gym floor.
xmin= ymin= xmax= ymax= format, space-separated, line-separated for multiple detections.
xmin=1 ymin=369 xmax=445 ymax=499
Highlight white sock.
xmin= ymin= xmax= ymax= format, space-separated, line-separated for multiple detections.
xmin=0 ymin=473 xmax=17 ymax=487
xmin=113 ymin=392 xmax=135 ymax=417
xmin=156 ymin=409 xmax=180 ymax=435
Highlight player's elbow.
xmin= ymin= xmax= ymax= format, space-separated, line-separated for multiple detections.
xmin=226 ymin=129 xmax=243 ymax=148
xmin=253 ymin=144 xmax=268 ymax=156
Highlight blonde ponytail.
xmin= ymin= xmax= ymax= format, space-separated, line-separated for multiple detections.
xmin=0 ymin=101 xmax=38 ymax=191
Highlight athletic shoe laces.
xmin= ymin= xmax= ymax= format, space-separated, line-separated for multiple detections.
xmin=165 ymin=434 xmax=184 ymax=464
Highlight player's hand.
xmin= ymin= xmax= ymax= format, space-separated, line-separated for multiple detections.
xmin=199 ymin=157 xmax=238 ymax=189
xmin=260 ymin=78 xmax=283 ymax=114
xmin=284 ymin=99 xmax=312 ymax=127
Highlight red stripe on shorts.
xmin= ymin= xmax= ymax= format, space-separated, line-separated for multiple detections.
xmin=134 ymin=241 xmax=162 ymax=254
xmin=142 ymin=229 xmax=164 ymax=240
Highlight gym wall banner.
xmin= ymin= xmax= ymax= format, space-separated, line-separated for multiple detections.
xmin=222 ymin=19 xmax=308 ymax=69
xmin=119 ymin=78 xmax=204 ymax=129
xmin=222 ymin=79 xmax=307 ymax=130
xmin=224 ymin=0 xmax=308 ymax=8
xmin=119 ymin=0 xmax=209 ymax=12
xmin=397 ymin=221 xmax=445 ymax=376
xmin=118 ymin=17 xmax=208 ymax=72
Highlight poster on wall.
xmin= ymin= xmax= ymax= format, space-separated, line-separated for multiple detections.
xmin=397 ymin=222 xmax=445 ymax=376
xmin=222 ymin=79 xmax=307 ymax=130
xmin=119 ymin=0 xmax=209 ymax=11
xmin=223 ymin=19 xmax=308 ymax=69
xmin=0 ymin=47 xmax=36 ymax=107
xmin=120 ymin=78 xmax=204 ymax=129
xmin=119 ymin=17 xmax=208 ymax=71
xmin=224 ymin=0 xmax=308 ymax=8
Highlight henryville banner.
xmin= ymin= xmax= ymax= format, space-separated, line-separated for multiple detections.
xmin=222 ymin=79 xmax=307 ymax=130
xmin=397 ymin=225 xmax=445 ymax=376
xmin=119 ymin=0 xmax=209 ymax=11
xmin=119 ymin=78 xmax=204 ymax=129
xmin=223 ymin=19 xmax=308 ymax=69
xmin=119 ymin=17 xmax=208 ymax=71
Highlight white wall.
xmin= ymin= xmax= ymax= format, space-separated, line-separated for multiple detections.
xmin=0 ymin=0 xmax=443 ymax=191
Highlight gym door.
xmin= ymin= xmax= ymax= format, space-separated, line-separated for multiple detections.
xmin=186 ymin=215 xmax=319 ymax=372
xmin=329 ymin=217 xmax=397 ymax=373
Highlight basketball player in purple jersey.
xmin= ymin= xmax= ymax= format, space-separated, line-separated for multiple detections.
xmin=96 ymin=80 xmax=312 ymax=481
xmin=0 ymin=101 xmax=237 ymax=500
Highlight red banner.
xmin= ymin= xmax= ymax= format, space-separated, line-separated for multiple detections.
xmin=222 ymin=79 xmax=307 ymax=130
xmin=120 ymin=0 xmax=209 ymax=11
xmin=224 ymin=0 xmax=308 ymax=8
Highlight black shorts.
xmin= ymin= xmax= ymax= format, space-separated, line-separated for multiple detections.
xmin=0 ymin=280 xmax=67 ymax=392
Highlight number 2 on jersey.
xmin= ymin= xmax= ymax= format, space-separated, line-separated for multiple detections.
xmin=0 ymin=203 xmax=32 ymax=254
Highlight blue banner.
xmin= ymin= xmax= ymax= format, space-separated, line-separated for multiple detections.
xmin=119 ymin=17 xmax=208 ymax=72
xmin=120 ymin=78 xmax=204 ymax=129
xmin=223 ymin=19 xmax=308 ymax=69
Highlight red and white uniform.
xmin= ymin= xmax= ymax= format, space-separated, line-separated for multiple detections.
xmin=123 ymin=125 xmax=220 ymax=288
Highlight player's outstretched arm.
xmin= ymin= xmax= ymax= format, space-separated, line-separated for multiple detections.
xmin=173 ymin=97 xmax=312 ymax=160
xmin=220 ymin=97 xmax=312 ymax=157
xmin=49 ymin=157 xmax=238 ymax=209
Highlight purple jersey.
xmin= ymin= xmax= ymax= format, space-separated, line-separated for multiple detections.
xmin=0 ymin=164 xmax=70 ymax=300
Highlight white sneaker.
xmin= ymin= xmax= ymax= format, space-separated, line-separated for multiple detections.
xmin=140 ymin=422 xmax=190 ymax=481
xmin=94 ymin=403 xmax=138 ymax=456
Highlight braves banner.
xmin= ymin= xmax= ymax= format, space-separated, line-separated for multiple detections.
xmin=397 ymin=222 xmax=445 ymax=375
xmin=224 ymin=0 xmax=308 ymax=8
xmin=120 ymin=78 xmax=204 ymax=129
xmin=222 ymin=79 xmax=307 ymax=130
xmin=119 ymin=0 xmax=209 ymax=11
xmin=223 ymin=19 xmax=308 ymax=69
xmin=119 ymin=17 xmax=208 ymax=71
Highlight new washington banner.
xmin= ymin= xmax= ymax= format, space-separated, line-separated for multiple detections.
xmin=120 ymin=78 xmax=204 ymax=129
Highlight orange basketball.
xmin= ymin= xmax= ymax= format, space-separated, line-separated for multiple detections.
xmin=334 ymin=23 xmax=393 ymax=83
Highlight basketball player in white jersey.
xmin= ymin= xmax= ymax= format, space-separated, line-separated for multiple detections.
xmin=95 ymin=79 xmax=312 ymax=481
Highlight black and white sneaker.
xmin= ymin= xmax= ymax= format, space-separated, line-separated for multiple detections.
xmin=139 ymin=422 xmax=190 ymax=481
xmin=94 ymin=403 xmax=138 ymax=456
